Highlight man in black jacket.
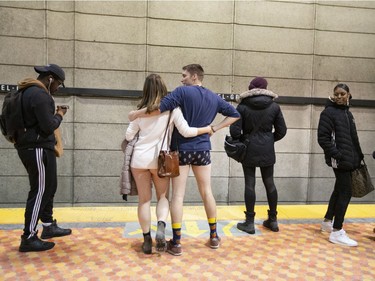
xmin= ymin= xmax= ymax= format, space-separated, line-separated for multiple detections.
xmin=16 ymin=64 xmax=71 ymax=252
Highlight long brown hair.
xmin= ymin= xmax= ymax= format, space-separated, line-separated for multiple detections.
xmin=137 ymin=74 xmax=168 ymax=113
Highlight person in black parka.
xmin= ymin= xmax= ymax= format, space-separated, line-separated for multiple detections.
xmin=318 ymin=83 xmax=363 ymax=247
xmin=230 ymin=77 xmax=287 ymax=234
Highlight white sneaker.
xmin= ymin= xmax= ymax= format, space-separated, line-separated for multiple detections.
xmin=321 ymin=220 xmax=333 ymax=233
xmin=329 ymin=229 xmax=358 ymax=247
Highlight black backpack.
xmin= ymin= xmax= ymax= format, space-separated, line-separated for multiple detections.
xmin=0 ymin=89 xmax=25 ymax=143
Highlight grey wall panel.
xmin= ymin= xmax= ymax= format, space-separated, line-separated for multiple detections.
xmin=75 ymin=1 xmax=146 ymax=17
xmin=316 ymin=4 xmax=375 ymax=33
xmin=147 ymin=19 xmax=233 ymax=49
xmin=0 ymin=37 xmax=45 ymax=65
xmin=0 ymin=149 xmax=27 ymax=176
xmin=314 ymin=56 xmax=375 ymax=82
xmin=74 ymin=177 xmax=125 ymax=203
xmin=75 ymin=14 xmax=146 ymax=44
xmin=73 ymin=69 xmax=145 ymax=90
xmin=0 ymin=8 xmax=45 ymax=37
xmin=47 ymin=11 xmax=75 ymax=40
xmin=74 ymin=123 xmax=124 ymax=150
xmin=74 ymin=150 xmax=123 ymax=177
xmin=235 ymin=25 xmax=314 ymax=54
xmin=234 ymin=51 xmax=313 ymax=79
xmin=235 ymin=1 xmax=314 ymax=28
xmin=149 ymin=0 xmax=234 ymax=22
xmin=54 ymin=176 xmax=73 ymax=203
xmin=75 ymin=42 xmax=146 ymax=71
xmin=0 ymin=177 xmax=29 ymax=203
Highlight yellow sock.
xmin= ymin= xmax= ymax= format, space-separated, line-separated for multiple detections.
xmin=208 ymin=218 xmax=217 ymax=238
xmin=172 ymin=223 xmax=182 ymax=244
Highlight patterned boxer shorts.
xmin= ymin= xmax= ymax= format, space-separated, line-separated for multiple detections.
xmin=179 ymin=150 xmax=211 ymax=166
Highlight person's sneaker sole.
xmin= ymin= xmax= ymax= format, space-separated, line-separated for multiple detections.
xmin=19 ymin=242 xmax=55 ymax=252
xmin=167 ymin=248 xmax=182 ymax=256
xmin=329 ymin=238 xmax=358 ymax=247
xmin=237 ymin=223 xmax=255 ymax=234
xmin=263 ymin=221 xmax=279 ymax=232
xmin=209 ymin=237 xmax=221 ymax=249
xmin=41 ymin=231 xmax=72 ymax=239
xmin=166 ymin=240 xmax=182 ymax=256
xmin=155 ymin=238 xmax=166 ymax=252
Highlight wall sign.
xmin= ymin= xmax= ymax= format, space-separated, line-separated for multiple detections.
xmin=0 ymin=84 xmax=18 ymax=93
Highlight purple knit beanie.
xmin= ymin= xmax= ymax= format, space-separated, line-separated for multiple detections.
xmin=248 ymin=77 xmax=268 ymax=90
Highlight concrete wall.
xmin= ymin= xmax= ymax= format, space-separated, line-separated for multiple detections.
xmin=0 ymin=0 xmax=374 ymax=206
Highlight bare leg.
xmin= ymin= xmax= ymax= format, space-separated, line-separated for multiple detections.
xmin=131 ymin=168 xmax=152 ymax=233
xmin=191 ymin=164 xmax=216 ymax=219
xmin=170 ymin=165 xmax=190 ymax=224
xmin=150 ymin=169 xmax=170 ymax=223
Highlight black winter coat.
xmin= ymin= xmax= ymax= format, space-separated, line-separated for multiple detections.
xmin=230 ymin=88 xmax=287 ymax=167
xmin=317 ymin=99 xmax=363 ymax=171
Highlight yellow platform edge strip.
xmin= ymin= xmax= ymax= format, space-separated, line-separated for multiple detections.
xmin=0 ymin=204 xmax=374 ymax=224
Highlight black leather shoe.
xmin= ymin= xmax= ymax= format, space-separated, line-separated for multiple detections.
xmin=19 ymin=233 xmax=55 ymax=252
xmin=41 ymin=219 xmax=72 ymax=239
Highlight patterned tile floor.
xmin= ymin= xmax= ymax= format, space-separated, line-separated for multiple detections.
xmin=0 ymin=205 xmax=374 ymax=280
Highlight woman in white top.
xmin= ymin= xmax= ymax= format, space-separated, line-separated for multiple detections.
xmin=125 ymin=74 xmax=212 ymax=254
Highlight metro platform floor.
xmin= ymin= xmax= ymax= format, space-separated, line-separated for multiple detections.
xmin=0 ymin=204 xmax=374 ymax=281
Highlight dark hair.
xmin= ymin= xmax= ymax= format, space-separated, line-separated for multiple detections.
xmin=334 ymin=83 xmax=350 ymax=93
xmin=182 ymin=64 xmax=204 ymax=81
xmin=138 ymin=74 xmax=168 ymax=113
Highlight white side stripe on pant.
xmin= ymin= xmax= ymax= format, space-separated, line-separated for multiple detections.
xmin=28 ymin=148 xmax=46 ymax=238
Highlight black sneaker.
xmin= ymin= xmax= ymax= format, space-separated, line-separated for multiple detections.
xmin=19 ymin=233 xmax=55 ymax=252
xmin=41 ymin=219 xmax=72 ymax=239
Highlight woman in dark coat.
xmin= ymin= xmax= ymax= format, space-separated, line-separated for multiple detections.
xmin=230 ymin=77 xmax=287 ymax=234
xmin=318 ymin=83 xmax=363 ymax=247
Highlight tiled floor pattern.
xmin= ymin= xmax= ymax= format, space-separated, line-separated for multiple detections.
xmin=1 ymin=223 xmax=374 ymax=280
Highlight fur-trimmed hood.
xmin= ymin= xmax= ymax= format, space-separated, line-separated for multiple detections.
xmin=236 ymin=88 xmax=278 ymax=103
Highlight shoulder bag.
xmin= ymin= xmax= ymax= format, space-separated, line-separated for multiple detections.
xmin=224 ymin=107 xmax=270 ymax=163
xmin=351 ymin=160 xmax=374 ymax=198
xmin=157 ymin=112 xmax=180 ymax=178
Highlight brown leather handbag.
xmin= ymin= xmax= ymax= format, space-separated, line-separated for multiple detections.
xmin=157 ymin=112 xmax=180 ymax=178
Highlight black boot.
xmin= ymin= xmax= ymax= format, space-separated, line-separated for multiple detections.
xmin=263 ymin=210 xmax=279 ymax=232
xmin=237 ymin=211 xmax=256 ymax=234
xmin=19 ymin=232 xmax=55 ymax=252
xmin=142 ymin=233 xmax=152 ymax=254
xmin=41 ymin=219 xmax=72 ymax=239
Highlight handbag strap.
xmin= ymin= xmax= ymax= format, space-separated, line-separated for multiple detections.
xmin=160 ymin=111 xmax=172 ymax=151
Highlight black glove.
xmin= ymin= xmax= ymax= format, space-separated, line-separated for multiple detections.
xmin=122 ymin=194 xmax=127 ymax=201
xmin=373 ymin=151 xmax=375 ymax=159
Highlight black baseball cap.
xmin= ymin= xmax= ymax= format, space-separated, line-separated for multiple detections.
xmin=34 ymin=64 xmax=65 ymax=87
